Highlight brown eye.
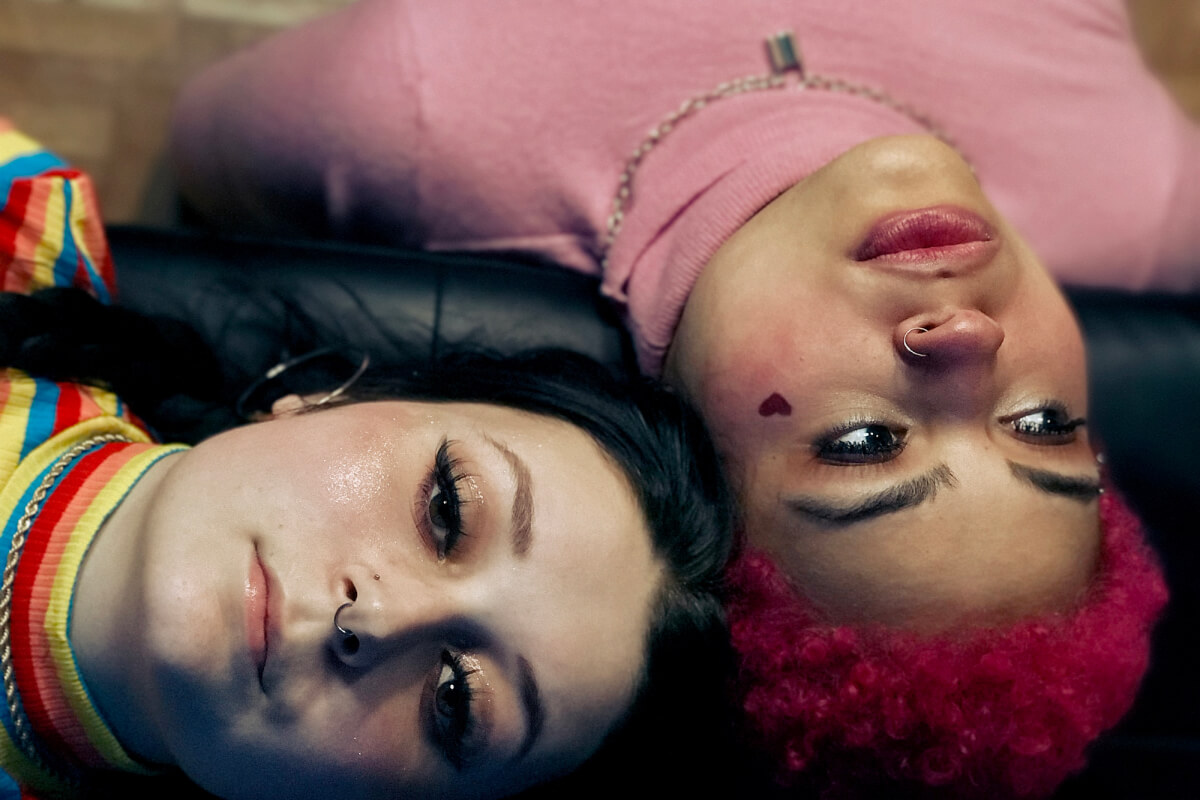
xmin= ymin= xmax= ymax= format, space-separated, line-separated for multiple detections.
xmin=427 ymin=440 xmax=467 ymax=559
xmin=432 ymin=650 xmax=480 ymax=770
xmin=427 ymin=488 xmax=459 ymax=542
xmin=817 ymin=424 xmax=906 ymax=464
xmin=1008 ymin=408 xmax=1085 ymax=444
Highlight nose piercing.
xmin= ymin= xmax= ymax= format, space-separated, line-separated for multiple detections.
xmin=334 ymin=601 xmax=359 ymax=655
xmin=903 ymin=327 xmax=929 ymax=358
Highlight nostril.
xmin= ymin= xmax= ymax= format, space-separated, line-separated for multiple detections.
xmin=343 ymin=578 xmax=357 ymax=602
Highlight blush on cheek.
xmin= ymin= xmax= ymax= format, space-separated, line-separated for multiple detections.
xmin=758 ymin=393 xmax=792 ymax=417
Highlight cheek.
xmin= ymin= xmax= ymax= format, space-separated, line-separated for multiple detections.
xmin=692 ymin=316 xmax=810 ymax=452
xmin=322 ymin=445 xmax=390 ymax=508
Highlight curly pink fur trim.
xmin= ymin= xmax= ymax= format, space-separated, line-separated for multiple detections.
xmin=728 ymin=490 xmax=1168 ymax=798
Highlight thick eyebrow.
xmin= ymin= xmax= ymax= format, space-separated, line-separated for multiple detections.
xmin=515 ymin=655 xmax=544 ymax=762
xmin=1007 ymin=461 xmax=1101 ymax=503
xmin=484 ymin=436 xmax=534 ymax=557
xmin=785 ymin=463 xmax=957 ymax=524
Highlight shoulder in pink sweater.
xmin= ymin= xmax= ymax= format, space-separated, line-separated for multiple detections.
xmin=171 ymin=0 xmax=1200 ymax=371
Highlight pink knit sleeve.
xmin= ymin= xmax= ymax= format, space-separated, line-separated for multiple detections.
xmin=1155 ymin=113 xmax=1200 ymax=290
xmin=170 ymin=0 xmax=422 ymax=241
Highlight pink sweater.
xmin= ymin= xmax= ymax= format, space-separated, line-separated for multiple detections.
xmin=171 ymin=0 xmax=1200 ymax=371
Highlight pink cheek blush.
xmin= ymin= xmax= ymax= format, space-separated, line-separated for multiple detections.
xmin=758 ymin=393 xmax=792 ymax=417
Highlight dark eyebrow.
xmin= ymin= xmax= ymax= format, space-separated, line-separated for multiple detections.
xmin=1007 ymin=461 xmax=1101 ymax=503
xmin=785 ymin=463 xmax=957 ymax=524
xmin=485 ymin=436 xmax=534 ymax=557
xmin=515 ymin=655 xmax=544 ymax=762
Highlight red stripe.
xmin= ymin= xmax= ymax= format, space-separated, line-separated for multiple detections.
xmin=72 ymin=252 xmax=89 ymax=290
xmin=0 ymin=177 xmax=33 ymax=291
xmin=40 ymin=169 xmax=81 ymax=181
xmin=72 ymin=171 xmax=117 ymax=299
xmin=10 ymin=443 xmax=130 ymax=764
xmin=5 ymin=177 xmax=49 ymax=294
xmin=50 ymin=384 xmax=83 ymax=438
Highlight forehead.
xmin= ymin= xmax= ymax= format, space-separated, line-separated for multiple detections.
xmin=475 ymin=412 xmax=662 ymax=766
xmin=753 ymin=456 xmax=1101 ymax=631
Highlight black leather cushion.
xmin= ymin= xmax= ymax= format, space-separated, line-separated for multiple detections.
xmin=109 ymin=226 xmax=634 ymax=406
xmin=108 ymin=225 xmax=1200 ymax=798
xmin=1056 ymin=290 xmax=1200 ymax=799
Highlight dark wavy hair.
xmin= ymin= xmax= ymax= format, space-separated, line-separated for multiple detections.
xmin=0 ymin=287 xmax=738 ymax=799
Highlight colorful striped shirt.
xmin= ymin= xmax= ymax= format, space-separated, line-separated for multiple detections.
xmin=0 ymin=119 xmax=186 ymax=798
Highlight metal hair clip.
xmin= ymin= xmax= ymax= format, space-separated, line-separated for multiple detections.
xmin=235 ymin=348 xmax=371 ymax=421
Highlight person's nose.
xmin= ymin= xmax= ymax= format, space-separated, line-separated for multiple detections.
xmin=894 ymin=308 xmax=1005 ymax=417
xmin=327 ymin=564 xmax=463 ymax=669
xmin=895 ymin=308 xmax=1004 ymax=366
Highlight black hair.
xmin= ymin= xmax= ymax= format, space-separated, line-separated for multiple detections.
xmin=347 ymin=353 xmax=742 ymax=797
xmin=1 ymin=287 xmax=739 ymax=798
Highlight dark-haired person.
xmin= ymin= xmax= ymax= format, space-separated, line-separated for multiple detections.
xmin=169 ymin=0 xmax=1184 ymax=794
xmin=0 ymin=120 xmax=735 ymax=799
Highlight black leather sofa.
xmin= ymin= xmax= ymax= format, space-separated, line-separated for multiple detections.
xmin=108 ymin=225 xmax=1200 ymax=799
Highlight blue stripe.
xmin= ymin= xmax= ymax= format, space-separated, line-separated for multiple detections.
xmin=77 ymin=243 xmax=111 ymax=305
xmin=52 ymin=179 xmax=79 ymax=290
xmin=20 ymin=378 xmax=61 ymax=461
xmin=0 ymin=151 xmax=66 ymax=209
xmin=0 ymin=453 xmax=77 ymax=756
xmin=0 ymin=767 xmax=20 ymax=799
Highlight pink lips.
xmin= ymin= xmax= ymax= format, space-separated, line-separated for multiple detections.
xmin=852 ymin=205 xmax=997 ymax=267
xmin=245 ymin=551 xmax=270 ymax=687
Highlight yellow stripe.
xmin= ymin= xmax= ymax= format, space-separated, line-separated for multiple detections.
xmin=0 ymin=422 xmax=145 ymax=797
xmin=0 ymin=417 xmax=154 ymax=570
xmin=0 ymin=370 xmax=35 ymax=482
xmin=0 ymin=727 xmax=75 ymax=798
xmin=82 ymin=384 xmax=121 ymax=418
xmin=31 ymin=178 xmax=66 ymax=292
xmin=0 ymin=128 xmax=43 ymax=164
xmin=66 ymin=175 xmax=94 ymax=279
xmin=46 ymin=444 xmax=185 ymax=774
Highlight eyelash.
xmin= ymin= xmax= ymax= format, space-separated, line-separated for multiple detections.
xmin=1004 ymin=402 xmax=1086 ymax=444
xmin=814 ymin=420 xmax=908 ymax=465
xmin=420 ymin=439 xmax=472 ymax=560
xmin=813 ymin=400 xmax=1085 ymax=464
xmin=432 ymin=649 xmax=481 ymax=770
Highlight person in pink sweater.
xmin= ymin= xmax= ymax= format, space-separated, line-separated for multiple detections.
xmin=171 ymin=0 xmax=1189 ymax=794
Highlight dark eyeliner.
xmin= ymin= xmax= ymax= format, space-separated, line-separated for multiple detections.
xmin=813 ymin=419 xmax=907 ymax=464
xmin=1001 ymin=402 xmax=1086 ymax=443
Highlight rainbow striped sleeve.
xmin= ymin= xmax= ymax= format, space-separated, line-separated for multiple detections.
xmin=0 ymin=119 xmax=116 ymax=304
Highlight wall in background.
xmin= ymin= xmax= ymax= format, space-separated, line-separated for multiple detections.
xmin=2 ymin=0 xmax=1198 ymax=224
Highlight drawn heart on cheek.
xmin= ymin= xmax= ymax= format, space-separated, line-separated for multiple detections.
xmin=758 ymin=393 xmax=792 ymax=417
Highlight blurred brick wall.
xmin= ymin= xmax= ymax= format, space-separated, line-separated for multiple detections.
xmin=1 ymin=0 xmax=1197 ymax=224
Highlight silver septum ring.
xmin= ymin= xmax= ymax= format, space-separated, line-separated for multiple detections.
xmin=334 ymin=601 xmax=355 ymax=637
xmin=903 ymin=327 xmax=929 ymax=358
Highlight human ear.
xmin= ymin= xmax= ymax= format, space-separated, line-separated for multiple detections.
xmin=270 ymin=393 xmax=309 ymax=417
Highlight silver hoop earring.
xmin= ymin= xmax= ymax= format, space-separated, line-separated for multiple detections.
xmin=236 ymin=348 xmax=371 ymax=421
xmin=334 ymin=601 xmax=359 ymax=654
xmin=903 ymin=327 xmax=929 ymax=358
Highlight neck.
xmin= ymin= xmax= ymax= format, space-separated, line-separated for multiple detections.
xmin=70 ymin=450 xmax=184 ymax=767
